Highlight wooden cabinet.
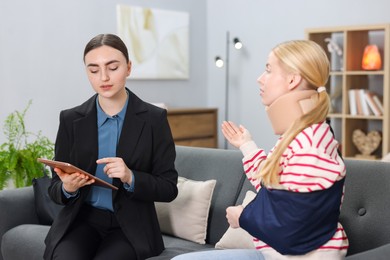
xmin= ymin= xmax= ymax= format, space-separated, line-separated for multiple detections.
xmin=167 ymin=108 xmax=218 ymax=148
xmin=306 ymin=24 xmax=390 ymax=160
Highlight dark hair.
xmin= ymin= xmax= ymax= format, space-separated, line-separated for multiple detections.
xmin=83 ymin=34 xmax=129 ymax=63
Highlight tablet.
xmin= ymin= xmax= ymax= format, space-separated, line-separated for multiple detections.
xmin=37 ymin=158 xmax=118 ymax=190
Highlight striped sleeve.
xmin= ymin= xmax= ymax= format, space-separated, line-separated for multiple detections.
xmin=240 ymin=141 xmax=267 ymax=191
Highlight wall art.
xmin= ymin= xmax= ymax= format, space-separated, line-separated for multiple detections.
xmin=117 ymin=5 xmax=189 ymax=79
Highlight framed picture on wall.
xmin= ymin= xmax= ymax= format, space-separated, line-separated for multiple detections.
xmin=117 ymin=5 xmax=189 ymax=80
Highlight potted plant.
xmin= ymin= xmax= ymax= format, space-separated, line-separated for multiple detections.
xmin=0 ymin=101 xmax=54 ymax=190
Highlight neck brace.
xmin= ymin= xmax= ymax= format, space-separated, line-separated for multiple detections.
xmin=265 ymin=90 xmax=318 ymax=135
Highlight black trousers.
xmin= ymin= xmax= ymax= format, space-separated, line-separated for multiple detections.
xmin=52 ymin=204 xmax=137 ymax=260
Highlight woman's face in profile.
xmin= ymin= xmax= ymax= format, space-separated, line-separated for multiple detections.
xmin=257 ymin=51 xmax=290 ymax=107
xmin=84 ymin=45 xmax=131 ymax=99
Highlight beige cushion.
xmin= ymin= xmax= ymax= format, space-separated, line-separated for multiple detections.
xmin=215 ymin=190 xmax=256 ymax=249
xmin=155 ymin=176 xmax=216 ymax=244
xmin=382 ymin=153 xmax=390 ymax=162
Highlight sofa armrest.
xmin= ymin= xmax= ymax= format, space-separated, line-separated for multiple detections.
xmin=0 ymin=187 xmax=39 ymax=241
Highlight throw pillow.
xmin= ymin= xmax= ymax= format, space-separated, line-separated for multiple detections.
xmin=155 ymin=176 xmax=217 ymax=244
xmin=32 ymin=175 xmax=64 ymax=225
xmin=382 ymin=153 xmax=390 ymax=162
xmin=215 ymin=190 xmax=256 ymax=249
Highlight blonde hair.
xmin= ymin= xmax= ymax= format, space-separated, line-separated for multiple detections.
xmin=258 ymin=40 xmax=330 ymax=186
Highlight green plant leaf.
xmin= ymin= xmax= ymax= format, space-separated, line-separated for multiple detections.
xmin=0 ymin=100 xmax=54 ymax=189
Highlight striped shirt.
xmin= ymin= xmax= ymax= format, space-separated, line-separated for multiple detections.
xmin=240 ymin=122 xmax=348 ymax=260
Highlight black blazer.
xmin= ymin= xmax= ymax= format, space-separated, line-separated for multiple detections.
xmin=44 ymin=89 xmax=178 ymax=260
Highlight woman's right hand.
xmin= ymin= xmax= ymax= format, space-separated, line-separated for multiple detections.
xmin=221 ymin=121 xmax=252 ymax=148
xmin=54 ymin=168 xmax=95 ymax=193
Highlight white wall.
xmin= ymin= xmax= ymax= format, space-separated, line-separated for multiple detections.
xmin=1 ymin=0 xmax=390 ymax=151
xmin=207 ymin=0 xmax=390 ymax=151
xmin=0 ymin=0 xmax=207 ymax=144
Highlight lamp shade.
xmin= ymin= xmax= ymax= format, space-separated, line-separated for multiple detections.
xmin=215 ymin=56 xmax=224 ymax=68
xmin=362 ymin=44 xmax=382 ymax=70
xmin=233 ymin=38 xmax=242 ymax=49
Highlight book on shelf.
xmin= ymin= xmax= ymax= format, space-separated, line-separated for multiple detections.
xmin=358 ymin=89 xmax=370 ymax=116
xmin=348 ymin=89 xmax=384 ymax=116
xmin=365 ymin=91 xmax=382 ymax=116
xmin=354 ymin=89 xmax=363 ymax=115
xmin=372 ymin=94 xmax=384 ymax=114
xmin=348 ymin=89 xmax=357 ymax=115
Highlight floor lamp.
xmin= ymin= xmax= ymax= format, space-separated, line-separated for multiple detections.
xmin=215 ymin=31 xmax=243 ymax=149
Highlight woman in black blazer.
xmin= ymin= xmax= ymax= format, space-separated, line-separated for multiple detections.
xmin=44 ymin=34 xmax=178 ymax=260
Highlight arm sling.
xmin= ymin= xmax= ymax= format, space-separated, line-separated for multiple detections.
xmin=239 ymin=178 xmax=344 ymax=255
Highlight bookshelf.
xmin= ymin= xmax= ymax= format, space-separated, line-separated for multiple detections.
xmin=306 ymin=24 xmax=390 ymax=160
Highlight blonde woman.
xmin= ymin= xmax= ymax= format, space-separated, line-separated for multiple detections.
xmin=174 ymin=40 xmax=348 ymax=260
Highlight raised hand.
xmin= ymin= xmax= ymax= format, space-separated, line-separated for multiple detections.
xmin=221 ymin=121 xmax=252 ymax=148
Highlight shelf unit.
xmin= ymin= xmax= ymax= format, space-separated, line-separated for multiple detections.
xmin=306 ymin=24 xmax=390 ymax=160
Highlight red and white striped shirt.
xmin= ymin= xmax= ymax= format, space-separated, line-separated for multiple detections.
xmin=240 ymin=122 xmax=348 ymax=260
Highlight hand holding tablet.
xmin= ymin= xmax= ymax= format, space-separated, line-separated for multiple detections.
xmin=37 ymin=158 xmax=118 ymax=190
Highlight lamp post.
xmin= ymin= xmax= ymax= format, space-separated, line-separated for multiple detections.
xmin=215 ymin=31 xmax=242 ymax=149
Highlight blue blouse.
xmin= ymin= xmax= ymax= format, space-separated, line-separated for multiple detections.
xmin=63 ymin=91 xmax=134 ymax=212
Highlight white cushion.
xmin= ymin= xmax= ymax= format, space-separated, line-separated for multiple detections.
xmin=155 ymin=176 xmax=216 ymax=244
xmin=215 ymin=190 xmax=256 ymax=249
xmin=382 ymin=153 xmax=390 ymax=162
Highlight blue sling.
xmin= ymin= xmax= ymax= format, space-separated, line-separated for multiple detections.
xmin=239 ymin=178 xmax=345 ymax=255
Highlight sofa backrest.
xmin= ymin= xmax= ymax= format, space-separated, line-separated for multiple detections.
xmin=235 ymin=177 xmax=256 ymax=206
xmin=174 ymin=146 xmax=245 ymax=245
xmin=340 ymin=159 xmax=390 ymax=256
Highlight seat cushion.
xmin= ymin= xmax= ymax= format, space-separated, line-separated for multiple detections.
xmin=1 ymin=224 xmax=49 ymax=260
xmin=146 ymin=235 xmax=215 ymax=260
xmin=2 ymin=226 xmax=215 ymax=260
xmin=346 ymin=243 xmax=390 ymax=260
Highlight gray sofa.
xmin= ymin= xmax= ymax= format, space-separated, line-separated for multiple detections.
xmin=1 ymin=145 xmax=390 ymax=259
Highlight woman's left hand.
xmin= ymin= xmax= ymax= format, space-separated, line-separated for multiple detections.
xmin=226 ymin=205 xmax=244 ymax=229
xmin=97 ymin=157 xmax=132 ymax=184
